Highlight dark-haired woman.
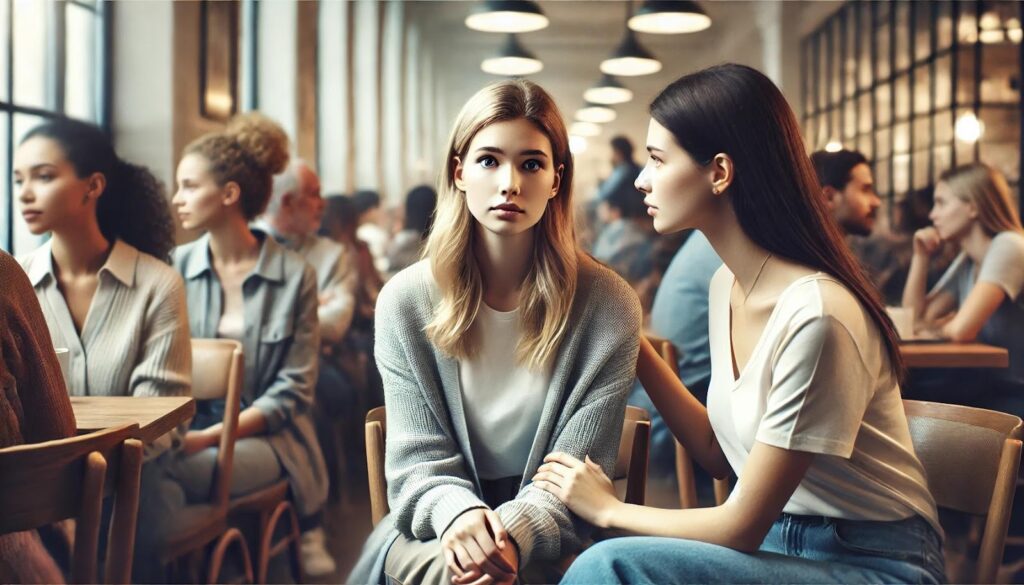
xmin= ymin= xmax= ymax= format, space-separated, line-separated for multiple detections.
xmin=386 ymin=185 xmax=437 ymax=276
xmin=15 ymin=118 xmax=191 ymax=458
xmin=531 ymin=64 xmax=946 ymax=584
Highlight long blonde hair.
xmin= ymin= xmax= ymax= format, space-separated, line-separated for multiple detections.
xmin=940 ymin=162 xmax=1024 ymax=236
xmin=423 ymin=79 xmax=578 ymax=370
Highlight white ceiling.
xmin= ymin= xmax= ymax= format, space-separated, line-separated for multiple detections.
xmin=406 ymin=0 xmax=836 ymax=194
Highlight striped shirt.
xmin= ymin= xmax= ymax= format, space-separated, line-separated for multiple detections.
xmin=19 ymin=239 xmax=192 ymax=454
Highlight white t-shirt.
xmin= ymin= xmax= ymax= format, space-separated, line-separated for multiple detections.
xmin=706 ymin=267 xmax=941 ymax=533
xmin=458 ymin=304 xmax=552 ymax=480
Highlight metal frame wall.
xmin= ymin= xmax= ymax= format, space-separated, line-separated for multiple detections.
xmin=802 ymin=0 xmax=1024 ymax=217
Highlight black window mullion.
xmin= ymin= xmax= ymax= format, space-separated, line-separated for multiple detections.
xmin=972 ymin=0 xmax=982 ymax=161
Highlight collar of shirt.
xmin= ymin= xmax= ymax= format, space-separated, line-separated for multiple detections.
xmin=27 ymin=238 xmax=139 ymax=289
xmin=182 ymin=228 xmax=286 ymax=283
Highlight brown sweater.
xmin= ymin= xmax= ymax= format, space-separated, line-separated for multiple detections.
xmin=0 ymin=249 xmax=75 ymax=584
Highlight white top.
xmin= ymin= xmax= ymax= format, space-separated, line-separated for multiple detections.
xmin=706 ymin=267 xmax=941 ymax=533
xmin=20 ymin=239 xmax=192 ymax=458
xmin=458 ymin=304 xmax=552 ymax=480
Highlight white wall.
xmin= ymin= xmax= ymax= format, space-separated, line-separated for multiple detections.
xmin=257 ymin=0 xmax=298 ymax=141
xmin=111 ymin=0 xmax=175 ymax=189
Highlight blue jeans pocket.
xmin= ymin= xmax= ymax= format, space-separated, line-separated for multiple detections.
xmin=829 ymin=518 xmax=925 ymax=563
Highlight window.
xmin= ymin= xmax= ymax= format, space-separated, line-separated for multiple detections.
xmin=802 ymin=0 xmax=1024 ymax=217
xmin=0 ymin=0 xmax=109 ymax=254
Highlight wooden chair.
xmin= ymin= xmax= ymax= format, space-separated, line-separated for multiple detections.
xmin=228 ymin=478 xmax=303 ymax=584
xmin=365 ymin=404 xmax=651 ymax=527
xmin=644 ymin=334 xmax=731 ymax=508
xmin=0 ymin=423 xmax=142 ymax=584
xmin=903 ymin=399 xmax=1023 ymax=584
xmin=614 ymin=406 xmax=651 ymax=505
xmin=161 ymin=338 xmax=252 ymax=584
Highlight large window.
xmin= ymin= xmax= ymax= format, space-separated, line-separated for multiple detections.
xmin=0 ymin=0 xmax=109 ymax=254
xmin=802 ymin=0 xmax=1023 ymax=214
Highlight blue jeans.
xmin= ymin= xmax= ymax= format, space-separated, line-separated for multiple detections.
xmin=562 ymin=514 xmax=946 ymax=584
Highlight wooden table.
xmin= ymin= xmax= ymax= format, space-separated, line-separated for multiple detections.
xmin=71 ymin=396 xmax=196 ymax=444
xmin=900 ymin=342 xmax=1009 ymax=369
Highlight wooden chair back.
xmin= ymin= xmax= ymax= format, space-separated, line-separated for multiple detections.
xmin=365 ymin=402 xmax=650 ymax=526
xmin=365 ymin=406 xmax=388 ymax=527
xmin=0 ymin=424 xmax=139 ymax=584
xmin=613 ymin=406 xmax=650 ymax=505
xmin=903 ymin=399 xmax=1023 ymax=584
xmin=190 ymin=338 xmax=244 ymax=509
xmin=642 ymin=334 xmax=733 ymax=508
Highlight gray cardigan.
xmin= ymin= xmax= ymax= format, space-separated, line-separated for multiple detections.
xmin=349 ymin=255 xmax=641 ymax=583
xmin=174 ymin=231 xmax=328 ymax=517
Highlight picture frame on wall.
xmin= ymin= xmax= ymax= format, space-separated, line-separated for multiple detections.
xmin=199 ymin=0 xmax=239 ymax=122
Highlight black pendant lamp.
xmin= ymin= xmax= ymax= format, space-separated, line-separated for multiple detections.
xmin=481 ymin=33 xmax=543 ymax=76
xmin=466 ymin=0 xmax=549 ymax=34
xmin=628 ymin=1 xmax=711 ymax=34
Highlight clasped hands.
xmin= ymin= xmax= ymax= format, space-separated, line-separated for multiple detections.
xmin=441 ymin=452 xmax=618 ymax=584
xmin=441 ymin=508 xmax=518 ymax=585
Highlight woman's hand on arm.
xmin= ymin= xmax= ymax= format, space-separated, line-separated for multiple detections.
xmin=442 ymin=508 xmax=518 ymax=585
xmin=636 ymin=336 xmax=730 ymax=478
xmin=535 ymin=443 xmax=812 ymax=553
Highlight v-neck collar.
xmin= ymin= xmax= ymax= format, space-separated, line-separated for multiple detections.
xmin=726 ymin=271 xmax=826 ymax=385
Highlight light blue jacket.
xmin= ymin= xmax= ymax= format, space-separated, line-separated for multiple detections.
xmin=174 ymin=230 xmax=328 ymax=516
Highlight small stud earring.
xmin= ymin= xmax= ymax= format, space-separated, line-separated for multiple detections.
xmin=712 ymin=187 xmax=719 ymax=195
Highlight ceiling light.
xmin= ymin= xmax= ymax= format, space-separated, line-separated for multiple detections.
xmin=576 ymin=103 xmax=617 ymax=124
xmin=583 ymin=74 xmax=634 ymax=105
xmin=628 ymin=1 xmax=711 ymax=34
xmin=481 ymin=34 xmax=543 ymax=76
xmin=600 ymin=29 xmax=662 ymax=76
xmin=955 ymin=112 xmax=984 ymax=143
xmin=570 ymin=121 xmax=602 ymax=137
xmin=824 ymin=140 xmax=843 ymax=153
xmin=569 ymin=135 xmax=588 ymax=154
xmin=465 ymin=0 xmax=549 ymax=33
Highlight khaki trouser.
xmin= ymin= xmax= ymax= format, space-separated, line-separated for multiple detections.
xmin=384 ymin=533 xmax=565 ymax=585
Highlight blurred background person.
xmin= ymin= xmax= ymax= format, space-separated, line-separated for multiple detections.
xmin=903 ymin=163 xmax=1024 ymax=416
xmin=386 ymin=184 xmax=436 ymax=276
xmin=262 ymin=161 xmax=358 ymax=573
xmin=352 ymin=190 xmax=390 ymax=274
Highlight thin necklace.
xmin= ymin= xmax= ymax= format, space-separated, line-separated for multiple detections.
xmin=741 ymin=253 xmax=772 ymax=305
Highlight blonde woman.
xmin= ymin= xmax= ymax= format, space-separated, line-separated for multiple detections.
xmin=903 ymin=162 xmax=1024 ymax=410
xmin=349 ymin=80 xmax=641 ymax=585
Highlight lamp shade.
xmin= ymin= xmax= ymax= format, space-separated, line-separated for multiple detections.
xmin=570 ymin=121 xmax=602 ymax=137
xmin=628 ymin=1 xmax=711 ymax=34
xmin=576 ymin=103 xmax=617 ymax=124
xmin=466 ymin=0 xmax=549 ymax=33
xmin=600 ymin=30 xmax=662 ymax=76
xmin=584 ymin=74 xmax=634 ymax=105
xmin=481 ymin=34 xmax=543 ymax=76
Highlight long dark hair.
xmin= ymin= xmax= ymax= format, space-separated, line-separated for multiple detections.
xmin=651 ymin=63 xmax=903 ymax=377
xmin=22 ymin=118 xmax=175 ymax=262
xmin=403 ymin=185 xmax=437 ymax=238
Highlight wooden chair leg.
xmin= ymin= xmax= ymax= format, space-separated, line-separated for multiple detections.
xmin=259 ymin=501 xmax=304 ymax=583
xmin=207 ymin=528 xmax=253 ymax=584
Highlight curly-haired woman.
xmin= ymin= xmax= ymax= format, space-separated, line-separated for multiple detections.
xmin=15 ymin=118 xmax=191 ymax=458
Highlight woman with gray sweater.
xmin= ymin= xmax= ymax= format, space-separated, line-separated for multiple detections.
xmin=349 ymin=80 xmax=641 ymax=585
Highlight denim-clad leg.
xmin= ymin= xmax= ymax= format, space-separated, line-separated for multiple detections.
xmin=562 ymin=515 xmax=946 ymax=584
